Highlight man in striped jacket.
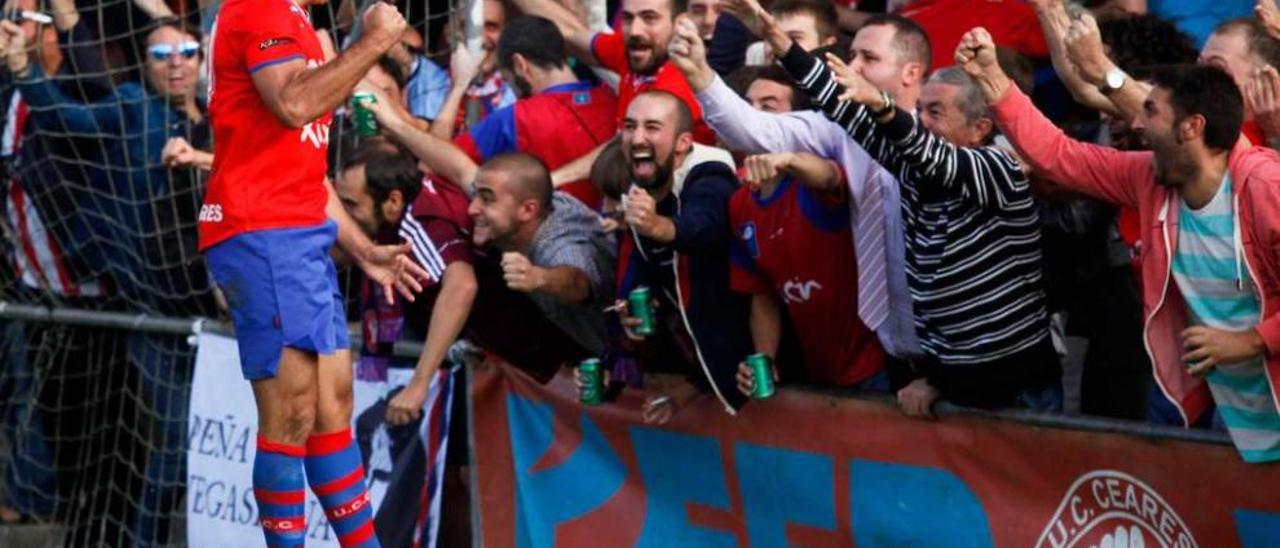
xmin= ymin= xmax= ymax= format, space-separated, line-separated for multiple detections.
xmin=743 ymin=6 xmax=1060 ymax=416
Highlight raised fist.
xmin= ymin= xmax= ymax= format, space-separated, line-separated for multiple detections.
xmin=363 ymin=2 xmax=407 ymax=49
xmin=954 ymin=27 xmax=997 ymax=79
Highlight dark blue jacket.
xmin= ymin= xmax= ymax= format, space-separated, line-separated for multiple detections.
xmin=616 ymin=158 xmax=751 ymax=413
xmin=17 ymin=65 xmax=215 ymax=315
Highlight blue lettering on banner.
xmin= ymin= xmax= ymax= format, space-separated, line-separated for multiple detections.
xmin=1233 ymin=509 xmax=1280 ymax=547
xmin=507 ymin=394 xmax=626 ymax=548
xmin=632 ymin=427 xmax=742 ymax=548
xmin=734 ymin=442 xmax=837 ymax=546
xmin=630 ymin=428 xmax=735 ymax=547
xmin=850 ymin=459 xmax=993 ymax=547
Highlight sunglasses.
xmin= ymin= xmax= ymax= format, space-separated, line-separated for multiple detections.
xmin=148 ymin=41 xmax=200 ymax=62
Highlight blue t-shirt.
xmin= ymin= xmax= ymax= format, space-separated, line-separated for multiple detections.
xmin=1150 ymin=0 xmax=1254 ymax=48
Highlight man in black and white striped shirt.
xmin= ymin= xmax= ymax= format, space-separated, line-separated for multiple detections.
xmin=737 ymin=6 xmax=1060 ymax=416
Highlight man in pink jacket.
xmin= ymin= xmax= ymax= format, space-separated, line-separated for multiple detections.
xmin=956 ymin=28 xmax=1280 ymax=462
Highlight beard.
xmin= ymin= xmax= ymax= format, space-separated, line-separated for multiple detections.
xmin=626 ymin=38 xmax=668 ymax=75
xmin=510 ymin=72 xmax=534 ymax=99
xmin=627 ymin=148 xmax=676 ymax=190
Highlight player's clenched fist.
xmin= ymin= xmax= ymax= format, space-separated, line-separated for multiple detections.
xmin=363 ymin=2 xmax=407 ymax=48
xmin=501 ymin=251 xmax=544 ymax=293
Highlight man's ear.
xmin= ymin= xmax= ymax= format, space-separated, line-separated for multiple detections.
xmin=675 ymin=131 xmax=695 ymax=156
xmin=382 ymin=189 xmax=404 ymax=220
xmin=902 ymin=61 xmax=925 ymax=88
xmin=973 ymin=117 xmax=995 ymax=144
xmin=1182 ymin=114 xmax=1207 ymax=143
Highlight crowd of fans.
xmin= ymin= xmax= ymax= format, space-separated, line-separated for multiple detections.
xmin=2 ymin=0 xmax=1279 ymax=543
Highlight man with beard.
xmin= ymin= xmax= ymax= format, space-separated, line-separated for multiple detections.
xmin=512 ymin=0 xmax=717 ymax=146
xmin=961 ymin=28 xmax=1280 ymax=462
xmin=611 ymin=90 xmax=750 ymax=423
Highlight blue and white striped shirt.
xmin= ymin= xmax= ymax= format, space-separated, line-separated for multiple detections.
xmin=1172 ymin=175 xmax=1280 ymax=462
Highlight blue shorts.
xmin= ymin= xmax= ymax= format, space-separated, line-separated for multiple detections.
xmin=206 ymin=221 xmax=350 ymax=380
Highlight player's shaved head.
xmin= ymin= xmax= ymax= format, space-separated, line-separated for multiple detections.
xmin=479 ymin=152 xmax=553 ymax=215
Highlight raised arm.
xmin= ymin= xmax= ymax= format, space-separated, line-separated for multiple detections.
xmin=1061 ymin=12 xmax=1149 ymax=122
xmin=1028 ymin=0 xmax=1114 ymax=113
xmin=958 ymin=27 xmax=1147 ymax=208
xmin=669 ymin=16 xmax=838 ymax=155
xmin=3 ymin=21 xmax=122 ymax=134
xmin=825 ymin=53 xmax=1031 ymax=211
xmin=251 ymin=3 xmax=406 ymax=129
xmin=363 ymin=83 xmax=480 ymax=189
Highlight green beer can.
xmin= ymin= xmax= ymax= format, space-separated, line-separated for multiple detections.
xmin=628 ymin=286 xmax=655 ymax=336
xmin=579 ymin=358 xmax=603 ymax=406
xmin=747 ymin=353 xmax=775 ymax=399
xmin=352 ymin=91 xmax=378 ymax=137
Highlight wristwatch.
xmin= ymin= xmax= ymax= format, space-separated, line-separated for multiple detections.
xmin=870 ymin=90 xmax=895 ymax=118
xmin=1099 ymin=66 xmax=1129 ymax=95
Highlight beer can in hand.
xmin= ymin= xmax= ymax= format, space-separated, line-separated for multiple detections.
xmin=628 ymin=286 xmax=655 ymax=336
xmin=747 ymin=353 xmax=775 ymax=399
xmin=352 ymin=91 xmax=379 ymax=137
xmin=579 ymin=358 xmax=604 ymax=406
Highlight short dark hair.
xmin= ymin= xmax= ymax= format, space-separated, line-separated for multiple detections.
xmin=770 ymin=0 xmax=839 ymax=43
xmin=1213 ymin=18 xmax=1280 ymax=70
xmin=590 ymin=137 xmax=629 ymax=201
xmin=861 ymin=14 xmax=932 ymax=75
xmin=480 ymin=152 xmax=554 ymax=213
xmin=1150 ymin=65 xmax=1243 ymax=151
xmin=1099 ymin=14 xmax=1198 ymax=72
xmin=497 ymin=15 xmax=568 ymax=71
xmin=633 ymin=90 xmax=693 ymax=135
xmin=625 ymin=0 xmax=687 ymax=18
xmin=340 ymin=138 xmax=424 ymax=207
xmin=727 ymin=65 xmax=814 ymax=111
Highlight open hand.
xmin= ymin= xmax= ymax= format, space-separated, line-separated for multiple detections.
xmin=360 ymin=241 xmax=428 ymax=305
xmin=1246 ymin=65 xmax=1280 ymax=146
xmin=826 ymin=52 xmax=883 ymax=107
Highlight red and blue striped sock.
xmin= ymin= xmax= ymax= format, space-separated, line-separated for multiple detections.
xmin=253 ymin=436 xmax=308 ymax=548
xmin=305 ymin=428 xmax=379 ymax=547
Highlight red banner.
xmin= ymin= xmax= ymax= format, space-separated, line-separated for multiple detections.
xmin=470 ymin=362 xmax=1280 ymax=547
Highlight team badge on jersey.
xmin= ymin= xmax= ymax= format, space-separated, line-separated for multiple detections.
xmin=258 ymin=37 xmax=295 ymax=50
xmin=739 ymin=222 xmax=759 ymax=258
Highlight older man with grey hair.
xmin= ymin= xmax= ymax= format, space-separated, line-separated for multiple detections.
xmin=730 ymin=2 xmax=1061 ymax=417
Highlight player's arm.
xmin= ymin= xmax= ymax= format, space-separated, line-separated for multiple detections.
xmin=748 ymin=292 xmax=782 ymax=358
xmin=387 ymin=261 xmax=478 ymax=426
xmin=250 ymin=3 xmax=406 ymax=128
xmin=508 ymin=0 xmax=596 ymax=63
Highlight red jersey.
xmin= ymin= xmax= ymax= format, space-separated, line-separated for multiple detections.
xmin=900 ymin=0 xmax=1048 ymax=71
xmin=200 ymin=0 xmax=332 ymax=250
xmin=454 ymin=82 xmax=617 ymax=209
xmin=590 ymin=31 xmax=716 ymax=145
xmin=729 ymin=177 xmax=885 ymax=386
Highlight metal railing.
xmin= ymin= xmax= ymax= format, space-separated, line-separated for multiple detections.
xmin=0 ymin=301 xmax=1233 ymax=446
